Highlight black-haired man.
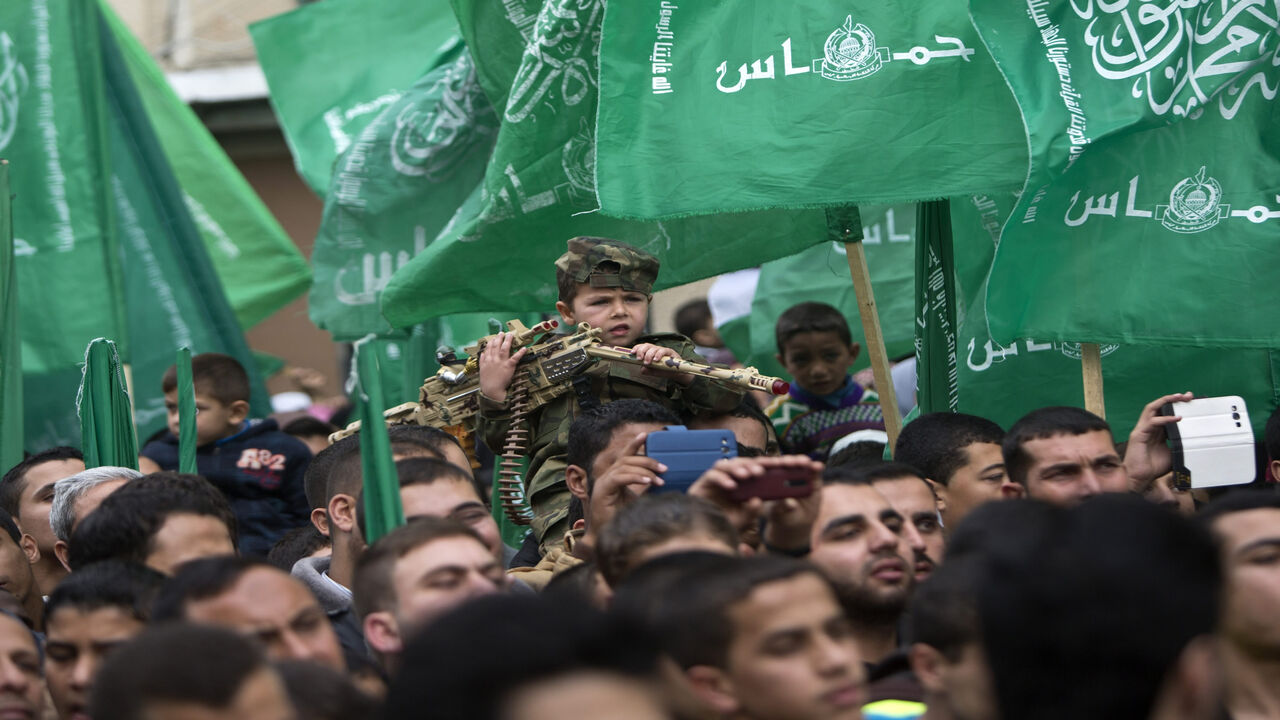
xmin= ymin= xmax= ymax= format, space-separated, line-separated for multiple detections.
xmin=0 ymin=608 xmax=45 ymax=718
xmin=0 ymin=509 xmax=41 ymax=630
xmin=893 ymin=412 xmax=1021 ymax=529
xmin=1 ymin=447 xmax=84 ymax=594
xmin=864 ymin=463 xmax=944 ymax=583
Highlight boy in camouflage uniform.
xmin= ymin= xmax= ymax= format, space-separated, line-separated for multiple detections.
xmin=477 ymin=237 xmax=744 ymax=555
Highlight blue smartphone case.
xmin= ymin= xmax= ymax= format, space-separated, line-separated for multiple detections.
xmin=645 ymin=425 xmax=737 ymax=494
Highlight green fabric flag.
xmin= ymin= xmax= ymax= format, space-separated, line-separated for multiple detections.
xmin=105 ymin=5 xmax=310 ymax=330
xmin=308 ymin=43 xmax=500 ymax=340
xmin=77 ymin=338 xmax=138 ymax=470
xmin=249 ymin=0 xmax=462 ymax=196
xmin=738 ymin=205 xmax=917 ymax=379
xmin=920 ymin=193 xmax=1280 ymax=437
xmin=380 ymin=0 xmax=835 ymax=325
xmin=356 ymin=343 xmax=404 ymax=544
xmin=175 ymin=347 xmax=196 ymax=474
xmin=0 ymin=161 xmax=21 ymax=471
xmin=970 ymin=0 xmax=1280 ymax=347
xmin=594 ymin=1 xmax=1027 ymax=219
xmin=913 ymin=200 xmax=958 ymax=414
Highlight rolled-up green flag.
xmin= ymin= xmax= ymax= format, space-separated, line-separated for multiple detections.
xmin=356 ymin=341 xmax=404 ymax=543
xmin=175 ymin=347 xmax=197 ymax=474
xmin=0 ymin=161 xmax=21 ymax=472
xmin=78 ymin=338 xmax=139 ymax=470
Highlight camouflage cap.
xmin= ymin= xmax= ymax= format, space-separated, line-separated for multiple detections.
xmin=554 ymin=237 xmax=660 ymax=294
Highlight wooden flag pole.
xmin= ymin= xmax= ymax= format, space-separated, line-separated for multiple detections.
xmin=843 ymin=237 xmax=903 ymax=446
xmin=1081 ymin=342 xmax=1106 ymax=419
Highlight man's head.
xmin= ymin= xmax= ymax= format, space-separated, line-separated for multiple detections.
xmin=384 ymin=594 xmax=663 ymax=720
xmin=353 ymin=517 xmax=506 ymax=665
xmin=1199 ymin=490 xmax=1280 ymax=660
xmin=0 ymin=609 xmax=45 ymax=719
xmin=88 ymin=624 xmax=295 ymax=720
xmin=50 ymin=466 xmax=139 ymax=569
xmin=44 ymin=561 xmax=165 ymax=720
xmin=895 ymin=412 xmax=1020 ymax=528
xmin=152 ymin=556 xmax=344 ymax=671
xmin=554 ymin=237 xmax=659 ymax=348
xmin=1003 ymin=406 xmax=1126 ymax=506
xmin=811 ymin=466 xmax=915 ymax=629
xmin=1 ymin=447 xmax=84 ymax=576
xmin=980 ymin=495 xmax=1222 ymax=720
xmin=774 ymin=302 xmax=857 ymax=398
xmin=689 ymin=399 xmax=780 ymax=457
xmin=657 ymin=555 xmax=864 ymax=720
xmin=280 ymin=416 xmax=337 ymax=458
xmin=65 ymin=478 xmax=237 ymax=575
xmin=355 ymin=457 xmax=500 ymax=560
xmin=862 ymin=462 xmax=945 ymax=583
xmin=596 ymin=494 xmax=739 ymax=588
xmin=565 ymin=399 xmax=681 ymax=508
xmin=0 ymin=509 xmax=38 ymax=613
xmin=162 ymin=353 xmax=251 ymax=447
xmin=675 ymin=298 xmax=720 ymax=349
xmin=907 ymin=556 xmax=996 ymax=720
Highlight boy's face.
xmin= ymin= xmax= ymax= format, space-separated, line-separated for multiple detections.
xmin=165 ymin=391 xmax=248 ymax=447
xmin=777 ymin=332 xmax=858 ymax=397
xmin=556 ymin=286 xmax=650 ymax=348
xmin=715 ymin=573 xmax=864 ymax=720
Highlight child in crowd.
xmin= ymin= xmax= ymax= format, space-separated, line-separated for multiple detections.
xmin=477 ymin=237 xmax=744 ymax=555
xmin=674 ymin=298 xmax=734 ymax=365
xmin=139 ymin=353 xmax=311 ymax=557
xmin=767 ymin=301 xmax=886 ymax=459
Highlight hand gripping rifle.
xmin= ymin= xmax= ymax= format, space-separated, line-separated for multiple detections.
xmin=331 ymin=318 xmax=790 ymax=524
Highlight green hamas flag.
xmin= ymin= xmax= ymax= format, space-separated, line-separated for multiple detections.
xmin=307 ymin=43 xmax=500 ymax=341
xmin=914 ymin=200 xmax=958 ymax=414
xmin=250 ymin=0 xmax=462 ymax=196
xmin=380 ymin=0 xmax=832 ymax=325
xmin=970 ymin=0 xmax=1280 ymax=347
xmin=741 ymin=206 xmax=917 ymax=380
xmin=593 ymin=1 xmax=1027 ymax=219
xmin=106 ymin=6 xmax=310 ymax=330
xmin=78 ymin=338 xmax=138 ymax=470
xmin=0 ymin=161 xmax=20 ymax=471
xmin=923 ymin=193 xmax=1280 ymax=437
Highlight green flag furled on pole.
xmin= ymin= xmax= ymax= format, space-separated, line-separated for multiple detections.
xmin=970 ymin=0 xmax=1280 ymax=348
xmin=78 ymin=338 xmax=138 ymax=470
xmin=175 ymin=347 xmax=197 ymax=474
xmin=0 ymin=161 xmax=20 ymax=472
xmin=250 ymin=0 xmax=462 ymax=196
xmin=105 ymin=5 xmax=310 ymax=330
xmin=920 ymin=194 xmax=1280 ymax=437
xmin=594 ymin=2 xmax=1027 ymax=219
xmin=379 ymin=0 xmax=835 ymax=325
xmin=913 ymin=200 xmax=958 ymax=414
xmin=356 ymin=343 xmax=404 ymax=543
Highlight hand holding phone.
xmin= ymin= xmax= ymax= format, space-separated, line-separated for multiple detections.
xmin=1159 ymin=395 xmax=1254 ymax=489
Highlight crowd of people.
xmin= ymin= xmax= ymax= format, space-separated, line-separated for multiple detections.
xmin=2 ymin=236 xmax=1277 ymax=720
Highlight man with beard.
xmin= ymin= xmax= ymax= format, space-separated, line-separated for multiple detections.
xmin=810 ymin=464 xmax=920 ymax=703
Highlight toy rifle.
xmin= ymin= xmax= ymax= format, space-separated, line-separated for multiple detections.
xmin=331 ymin=318 xmax=790 ymax=523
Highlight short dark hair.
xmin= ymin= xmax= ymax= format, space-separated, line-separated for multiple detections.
xmin=565 ymin=400 xmax=680 ymax=482
xmin=352 ymin=517 xmax=485 ymax=620
xmin=387 ymin=424 xmax=468 ymax=463
xmin=1002 ymin=407 xmax=1112 ymax=486
xmin=88 ymin=623 xmax=271 ymax=720
xmin=46 ymin=560 xmax=166 ymax=623
xmin=354 ymin=457 xmax=488 ymax=539
xmin=674 ymin=299 xmax=712 ymax=339
xmin=66 ymin=478 xmax=238 ymax=571
xmin=384 ymin=594 xmax=659 ymax=720
xmin=0 ymin=507 xmax=21 ymax=546
xmin=651 ymin=554 xmax=829 ymax=669
xmin=151 ymin=556 xmax=277 ymax=622
xmin=275 ymin=660 xmax=378 ymax=720
xmin=894 ymin=412 xmax=1005 ymax=486
xmin=305 ymin=435 xmax=358 ymax=511
xmin=907 ymin=555 xmax=982 ymax=661
xmin=823 ymin=460 xmax=925 ymax=487
xmin=321 ymin=428 xmax=457 ymax=509
xmin=266 ymin=525 xmax=331 ymax=572
xmin=596 ymin=494 xmax=738 ymax=587
xmin=161 ymin=353 xmax=250 ymax=406
xmin=0 ymin=446 xmax=83 ymax=516
xmin=281 ymin=416 xmax=338 ymax=440
xmin=945 ymin=499 xmax=1060 ymax=563
xmin=774 ymin=301 xmax=852 ymax=355
xmin=689 ymin=398 xmax=780 ymax=455
xmin=1197 ymin=487 xmax=1280 ymax=528
xmin=979 ymin=495 xmax=1220 ymax=720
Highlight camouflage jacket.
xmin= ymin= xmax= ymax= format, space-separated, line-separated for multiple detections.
xmin=477 ymin=332 xmax=743 ymax=554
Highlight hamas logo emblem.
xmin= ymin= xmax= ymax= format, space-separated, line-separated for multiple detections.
xmin=1157 ymin=167 xmax=1229 ymax=234
xmin=0 ymin=33 xmax=29 ymax=153
xmin=1056 ymin=342 xmax=1119 ymax=360
xmin=813 ymin=16 xmax=889 ymax=81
